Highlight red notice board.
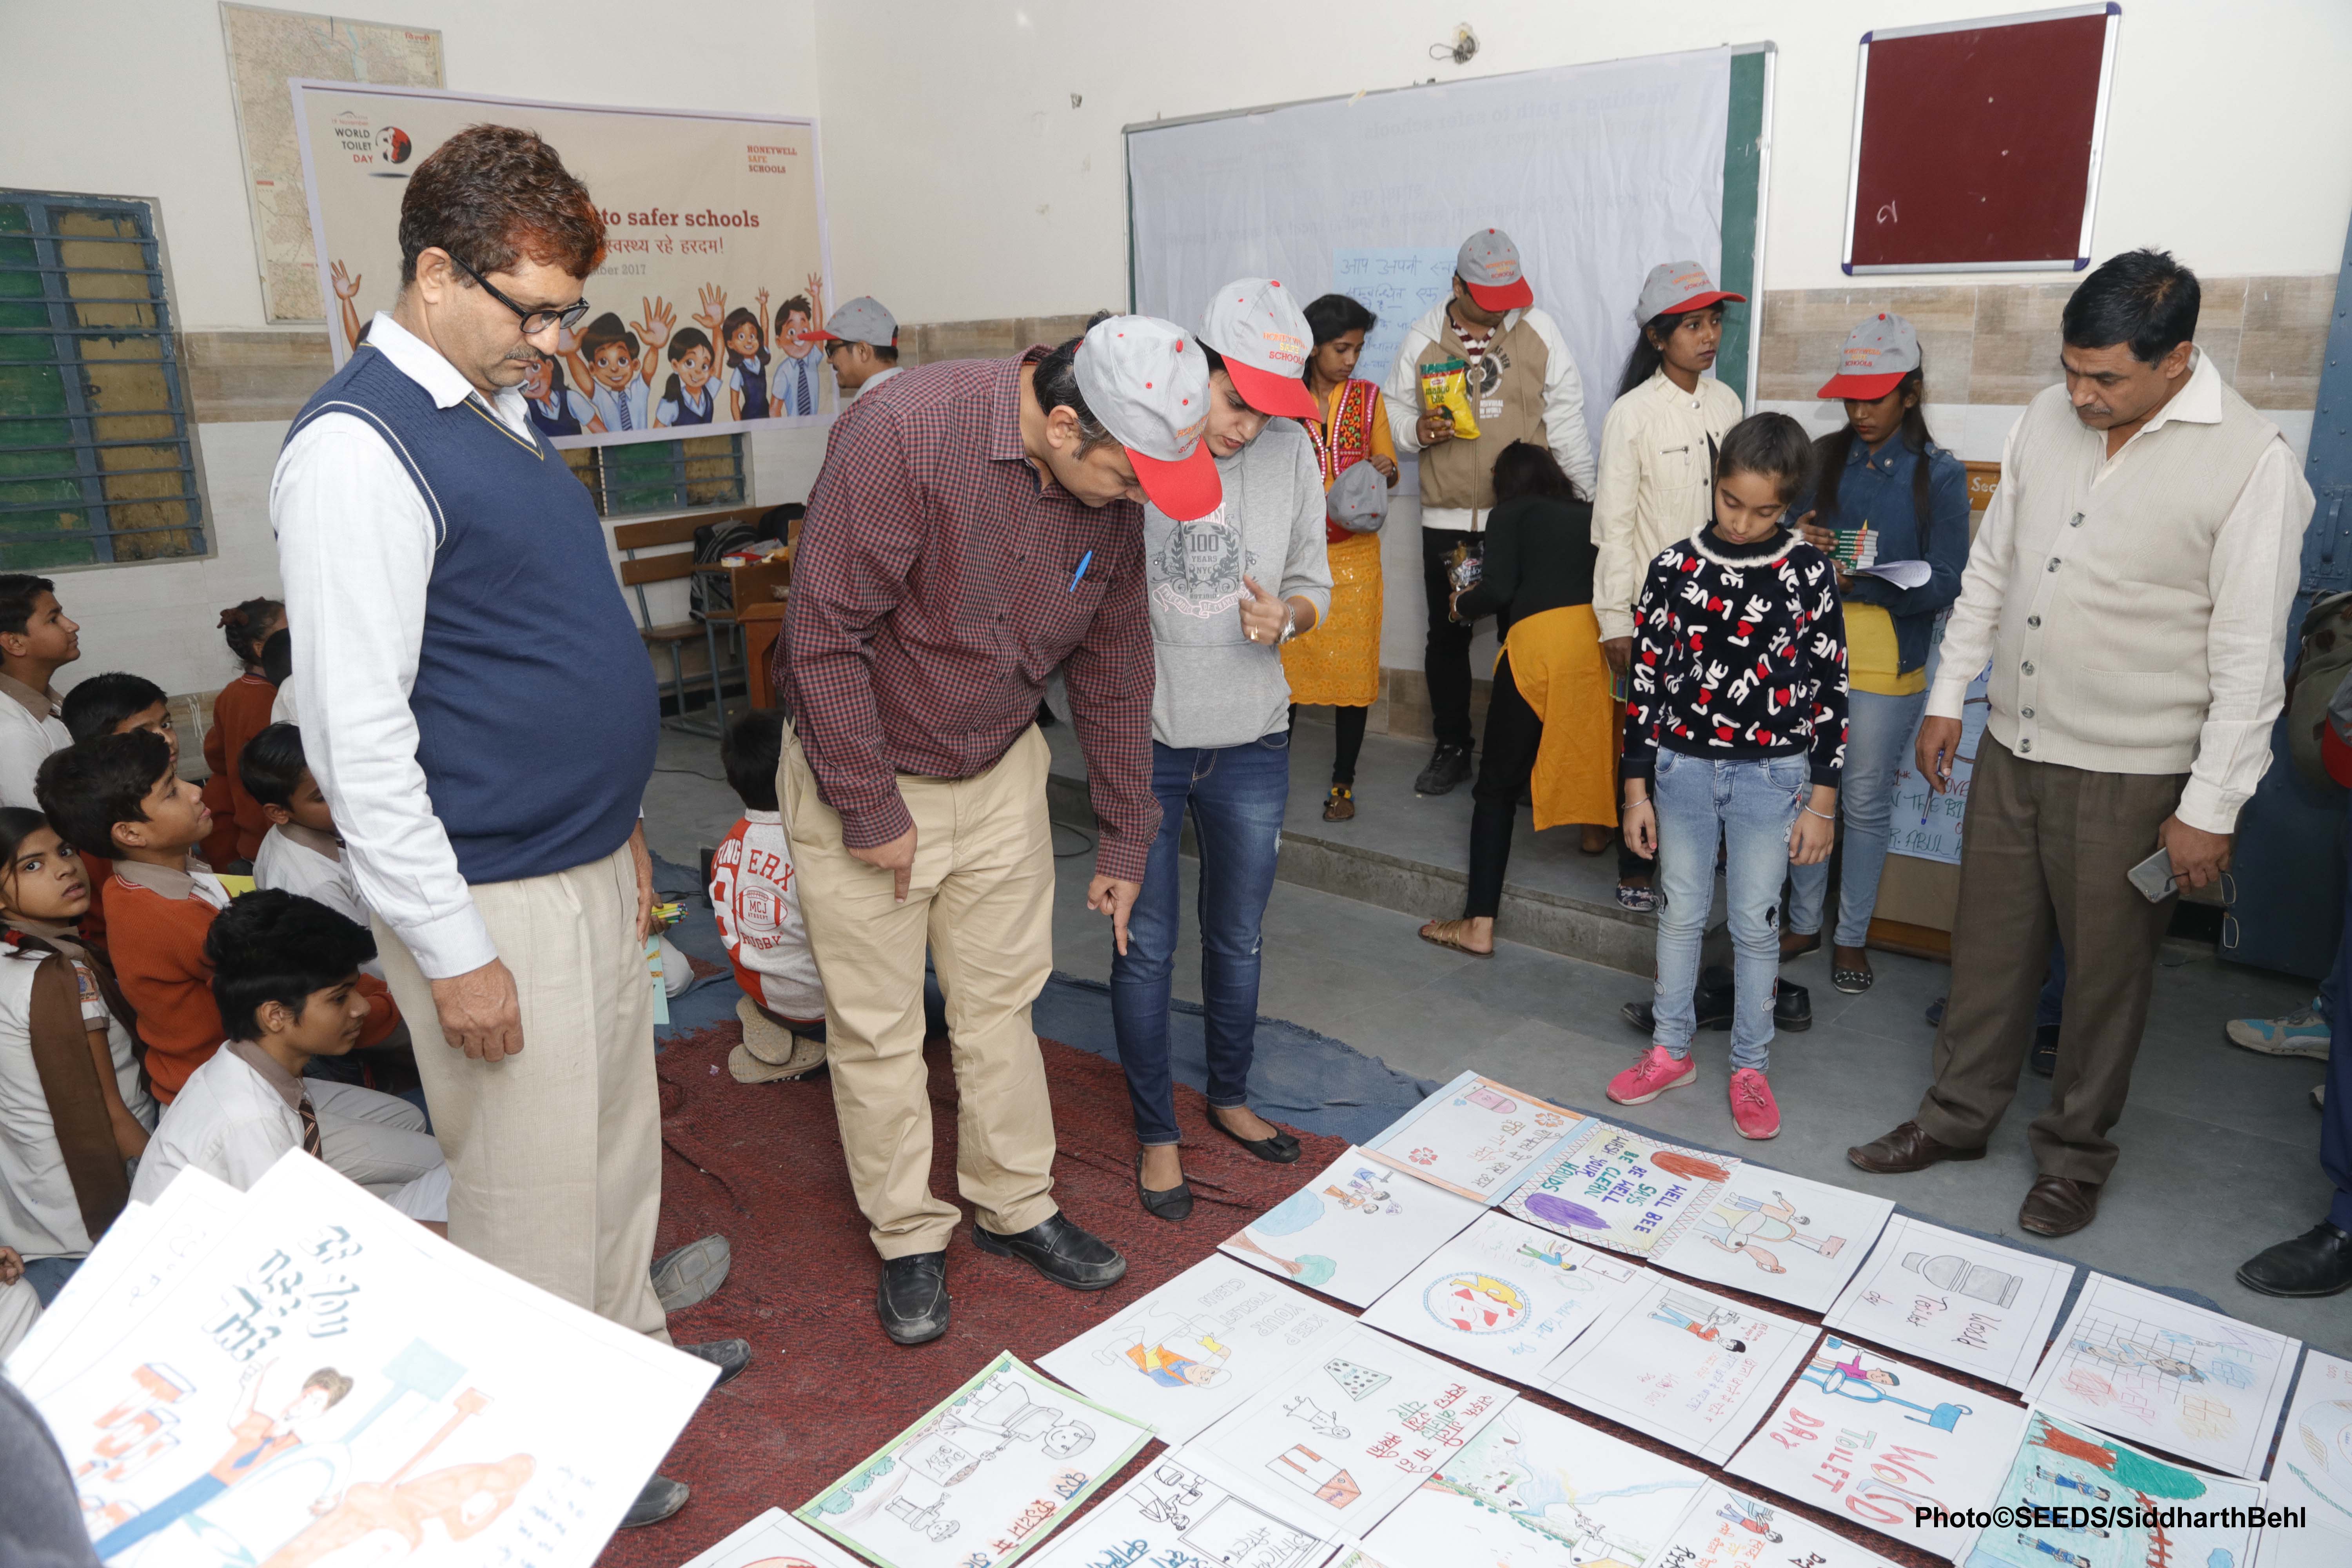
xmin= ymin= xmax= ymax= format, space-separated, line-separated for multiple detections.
xmin=1843 ymin=4 xmax=2121 ymax=273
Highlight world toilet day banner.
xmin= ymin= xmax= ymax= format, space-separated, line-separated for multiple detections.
xmin=292 ymin=80 xmax=833 ymax=448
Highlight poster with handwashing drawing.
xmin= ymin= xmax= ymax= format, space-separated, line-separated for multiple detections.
xmin=1725 ymin=1334 xmax=2030 ymax=1560
xmin=1964 ymin=1409 xmax=2265 ymax=1568
xmin=1358 ymin=1397 xmax=1704 ymax=1568
xmin=1655 ymin=1481 xmax=1904 ymax=1568
xmin=1183 ymin=1319 xmax=1515 ymax=1538
xmin=1499 ymin=1120 xmax=1737 ymax=1259
xmin=2022 ymin=1273 xmax=2299 ymax=1481
xmin=1220 ymin=1147 xmax=1488 ymax=1308
xmin=22 ymin=1150 xmax=716 ymax=1567
xmin=1650 ymin=1164 xmax=1893 ymax=1312
xmin=1037 ymin=1253 xmax=1347 ymax=1443
xmin=1361 ymin=1071 xmax=1584 ymax=1202
xmin=2260 ymin=1347 xmax=2352 ymax=1564
xmin=1539 ymin=1275 xmax=1815 ymax=1464
xmin=1358 ymin=1211 xmax=1641 ymax=1383
xmin=1824 ymin=1216 xmax=2073 ymax=1392
xmin=676 ymin=1505 xmax=867 ymax=1568
xmin=1020 ymin=1453 xmax=1333 ymax=1568
xmin=798 ymin=1350 xmax=1151 ymax=1568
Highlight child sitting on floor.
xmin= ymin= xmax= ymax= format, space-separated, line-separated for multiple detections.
xmin=59 ymin=670 xmax=180 ymax=953
xmin=241 ymin=724 xmax=380 ymax=976
xmin=36 ymin=731 xmax=402 ymax=1102
xmin=0 ymin=574 xmax=81 ymax=812
xmin=203 ymin=596 xmax=283 ymax=871
xmin=709 ymin=710 xmax=828 ymax=1083
xmin=132 ymin=889 xmax=447 ymax=1225
xmin=0 ymin=807 xmax=153 ymax=1305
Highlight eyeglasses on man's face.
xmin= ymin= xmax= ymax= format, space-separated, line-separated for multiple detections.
xmin=446 ymin=251 xmax=591 ymax=336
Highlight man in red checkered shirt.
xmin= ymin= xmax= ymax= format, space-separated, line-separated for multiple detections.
xmin=782 ymin=314 xmax=1223 ymax=1345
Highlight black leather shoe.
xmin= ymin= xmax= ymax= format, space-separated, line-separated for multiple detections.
xmin=621 ymin=1475 xmax=690 ymax=1528
xmin=2237 ymin=1221 xmax=2352 ymax=1297
xmin=1136 ymin=1153 xmax=1194 ymax=1222
xmin=2030 ymin=1023 xmax=2060 ymax=1078
xmin=1621 ymin=969 xmax=1804 ymax=1034
xmin=1414 ymin=743 xmax=1472 ymax=795
xmin=1775 ymin=980 xmax=1812 ymax=1032
xmin=1210 ymin=1111 xmax=1301 ymax=1163
xmin=974 ymin=1210 xmax=1128 ymax=1290
xmin=677 ymin=1338 xmax=753 ymax=1387
xmin=2019 ymin=1174 xmax=2101 ymax=1237
xmin=878 ymin=1251 xmax=950 ymax=1345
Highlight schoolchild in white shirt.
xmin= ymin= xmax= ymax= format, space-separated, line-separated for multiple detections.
xmin=0 ymin=575 xmax=80 ymax=811
xmin=242 ymin=724 xmax=381 ymax=977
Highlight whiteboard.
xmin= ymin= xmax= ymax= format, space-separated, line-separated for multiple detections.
xmin=1125 ymin=46 xmax=1768 ymax=458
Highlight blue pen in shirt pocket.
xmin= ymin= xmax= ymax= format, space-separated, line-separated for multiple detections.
xmin=1067 ymin=549 xmax=1093 ymax=592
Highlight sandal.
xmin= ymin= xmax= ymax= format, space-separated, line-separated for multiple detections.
xmin=1615 ymin=882 xmax=1658 ymax=913
xmin=1418 ymin=918 xmax=1495 ymax=958
xmin=1323 ymin=784 xmax=1356 ymax=822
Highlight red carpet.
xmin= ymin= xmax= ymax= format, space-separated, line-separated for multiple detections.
xmin=603 ymin=1021 xmax=1973 ymax=1568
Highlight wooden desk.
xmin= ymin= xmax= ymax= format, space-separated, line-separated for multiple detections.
xmin=739 ymin=597 xmax=787 ymax=709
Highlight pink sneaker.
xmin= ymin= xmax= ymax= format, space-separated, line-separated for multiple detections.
xmin=1608 ymin=1046 xmax=1697 ymax=1106
xmin=1729 ymin=1067 xmax=1781 ymax=1139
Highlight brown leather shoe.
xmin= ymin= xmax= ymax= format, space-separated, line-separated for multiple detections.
xmin=1847 ymin=1120 xmax=1987 ymax=1174
xmin=2020 ymin=1174 xmax=2101 ymax=1237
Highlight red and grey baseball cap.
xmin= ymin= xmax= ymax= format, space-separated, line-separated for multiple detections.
xmin=1817 ymin=312 xmax=1922 ymax=399
xmin=1457 ymin=228 xmax=1534 ymax=311
xmin=804 ymin=295 xmax=897 ymax=347
xmin=1200 ymin=277 xmax=1319 ymax=420
xmin=1073 ymin=316 xmax=1221 ymax=520
xmin=1633 ymin=261 xmax=1746 ymax=322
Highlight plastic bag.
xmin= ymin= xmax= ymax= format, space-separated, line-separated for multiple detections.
xmin=1418 ymin=357 xmax=1481 ymax=440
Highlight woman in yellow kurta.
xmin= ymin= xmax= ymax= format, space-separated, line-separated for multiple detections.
xmin=1283 ymin=294 xmax=1398 ymax=821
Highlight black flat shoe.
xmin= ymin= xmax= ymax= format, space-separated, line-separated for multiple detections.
xmin=1136 ymin=1152 xmax=1194 ymax=1221
xmin=1209 ymin=1110 xmax=1301 ymax=1163
xmin=2237 ymin=1221 xmax=2352 ymax=1297
xmin=877 ymin=1251 xmax=950 ymax=1345
xmin=677 ymin=1338 xmax=753 ymax=1387
xmin=974 ymin=1210 xmax=1127 ymax=1290
xmin=621 ymin=1475 xmax=690 ymax=1528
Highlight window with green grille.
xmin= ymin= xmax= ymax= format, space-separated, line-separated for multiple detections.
xmin=0 ymin=192 xmax=205 ymax=567
xmin=557 ymin=434 xmax=746 ymax=517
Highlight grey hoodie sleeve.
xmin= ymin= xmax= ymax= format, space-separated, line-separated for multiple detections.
xmin=1276 ymin=432 xmax=1333 ymax=625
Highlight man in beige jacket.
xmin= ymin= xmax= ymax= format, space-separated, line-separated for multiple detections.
xmin=1850 ymin=250 xmax=2314 ymax=1236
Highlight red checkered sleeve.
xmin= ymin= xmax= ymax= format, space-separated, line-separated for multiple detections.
xmin=1063 ymin=524 xmax=1160 ymax=883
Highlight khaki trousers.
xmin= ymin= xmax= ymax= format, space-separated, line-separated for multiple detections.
xmin=375 ymin=840 xmax=667 ymax=1339
xmin=780 ymin=724 xmax=1060 ymax=1258
xmin=1915 ymin=739 xmax=2185 ymax=1183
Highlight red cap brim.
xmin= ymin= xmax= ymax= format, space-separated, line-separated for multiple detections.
xmin=1129 ymin=441 xmax=1222 ymax=521
xmin=1221 ymin=356 xmax=1321 ymax=421
xmin=1664 ymin=290 xmax=1746 ymax=314
xmin=1463 ymin=275 xmax=1534 ymax=311
xmin=802 ymin=329 xmax=844 ymax=342
xmin=1817 ymin=371 xmax=1909 ymax=400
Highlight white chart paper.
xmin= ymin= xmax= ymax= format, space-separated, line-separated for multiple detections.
xmin=676 ymin=1506 xmax=867 ymax=1567
xmin=1221 ymin=1147 xmax=1487 ymax=1308
xmin=2263 ymin=1348 xmax=2352 ymax=1541
xmin=1499 ymin=1120 xmax=1738 ymax=1259
xmin=1022 ymin=1453 xmax=1334 ymax=1568
xmin=1359 ymin=1211 xmax=1640 ymax=1384
xmin=1650 ymin=1165 xmax=1894 ymax=1312
xmin=1824 ymin=1216 xmax=2073 ymax=1391
xmin=1657 ymin=1481 xmax=1904 ymax=1568
xmin=1360 ymin=1071 xmax=1583 ymax=1202
xmin=1964 ymin=1408 xmax=2266 ymax=1568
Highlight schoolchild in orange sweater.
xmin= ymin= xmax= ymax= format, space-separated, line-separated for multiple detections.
xmin=35 ymin=731 xmax=401 ymax=1102
xmin=58 ymin=671 xmax=180 ymax=958
xmin=203 ymin=597 xmax=283 ymax=870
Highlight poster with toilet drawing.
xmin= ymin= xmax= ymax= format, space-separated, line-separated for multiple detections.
xmin=2022 ymin=1273 xmax=2299 ymax=1481
xmin=799 ymin=1351 xmax=1151 ymax=1568
xmin=1964 ymin=1408 xmax=2265 ymax=1568
xmin=1655 ymin=1481 xmax=1905 ymax=1568
xmin=1038 ymin=1253 xmax=1348 ymax=1443
xmin=1650 ymin=1164 xmax=1894 ymax=1312
xmin=677 ymin=1505 xmax=867 ymax=1567
xmin=1183 ymin=1319 xmax=1514 ymax=1537
xmin=1361 ymin=1071 xmax=1584 ymax=1202
xmin=1539 ymin=1275 xmax=1815 ymax=1464
xmin=2261 ymin=1348 xmax=2352 ymax=1553
xmin=1020 ymin=1454 xmax=1333 ymax=1568
xmin=1824 ymin=1217 xmax=2073 ymax=1392
xmin=1359 ymin=1211 xmax=1641 ymax=1382
xmin=23 ymin=1150 xmax=718 ymax=1568
xmin=1499 ymin=1121 xmax=1738 ymax=1260
xmin=1358 ymin=1397 xmax=1704 ymax=1568
xmin=1725 ymin=1334 xmax=2030 ymax=1560
xmin=1220 ymin=1147 xmax=1489 ymax=1308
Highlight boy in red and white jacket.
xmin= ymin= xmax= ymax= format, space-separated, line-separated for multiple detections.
xmin=710 ymin=710 xmax=828 ymax=1082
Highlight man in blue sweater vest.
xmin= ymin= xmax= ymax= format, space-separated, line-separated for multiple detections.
xmin=272 ymin=126 xmax=744 ymax=1529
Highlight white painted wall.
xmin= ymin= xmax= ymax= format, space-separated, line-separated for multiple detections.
xmin=0 ymin=0 xmax=824 ymax=696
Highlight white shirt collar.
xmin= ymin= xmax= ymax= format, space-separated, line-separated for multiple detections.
xmin=363 ymin=312 xmax=481 ymax=410
xmin=2137 ymin=345 xmax=2223 ymax=436
xmin=744 ymin=808 xmax=782 ymax=825
xmin=852 ymin=366 xmax=904 ymax=399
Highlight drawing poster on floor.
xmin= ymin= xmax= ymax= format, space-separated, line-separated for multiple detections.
xmin=1359 ymin=1211 xmax=1641 ymax=1383
xmin=1651 ymin=1164 xmax=1894 ymax=1312
xmin=1824 ymin=1216 xmax=2073 ymax=1391
xmin=1036 ymin=1253 xmax=1348 ymax=1443
xmin=799 ymin=1351 xmax=1152 ymax=1568
xmin=1021 ymin=1453 xmax=1332 ymax=1568
xmin=1359 ymin=1397 xmax=1704 ymax=1568
xmin=1964 ymin=1408 xmax=2266 ymax=1568
xmin=1221 ymin=1146 xmax=1488 ymax=1308
xmin=1361 ymin=1071 xmax=1583 ymax=1202
xmin=2263 ymin=1348 xmax=2352 ymax=1542
xmin=1541 ymin=1274 xmax=1816 ymax=1463
xmin=1319 ymin=1542 xmax=1397 ymax=1568
xmin=25 ymin=1151 xmax=718 ymax=1568
xmin=1725 ymin=1334 xmax=2030 ymax=1559
xmin=2023 ymin=1273 xmax=2299 ymax=1481
xmin=1183 ymin=1319 xmax=1514 ymax=1536
xmin=678 ymin=1505 xmax=867 ymax=1567
xmin=1658 ymin=1481 xmax=1904 ymax=1568
xmin=1499 ymin=1120 xmax=1737 ymax=1259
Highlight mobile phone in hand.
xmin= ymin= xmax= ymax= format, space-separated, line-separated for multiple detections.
xmin=2127 ymin=847 xmax=2178 ymax=903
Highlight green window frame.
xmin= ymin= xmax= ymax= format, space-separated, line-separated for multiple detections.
xmin=0 ymin=191 xmax=206 ymax=567
xmin=559 ymin=434 xmax=748 ymax=517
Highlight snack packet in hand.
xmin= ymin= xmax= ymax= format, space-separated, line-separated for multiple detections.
xmin=1418 ymin=357 xmax=1482 ymax=440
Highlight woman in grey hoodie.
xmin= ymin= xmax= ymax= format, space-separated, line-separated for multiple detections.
xmin=1111 ymin=279 xmax=1333 ymax=1221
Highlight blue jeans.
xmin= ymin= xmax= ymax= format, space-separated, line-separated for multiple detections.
xmin=1110 ymin=734 xmax=1291 ymax=1145
xmin=1652 ymin=749 xmax=1808 ymax=1071
xmin=21 ymin=1253 xmax=79 ymax=1305
xmin=1789 ymin=689 xmax=1927 ymax=946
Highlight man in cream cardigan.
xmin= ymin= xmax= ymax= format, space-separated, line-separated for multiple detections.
xmin=1850 ymin=250 xmax=2314 ymax=1237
